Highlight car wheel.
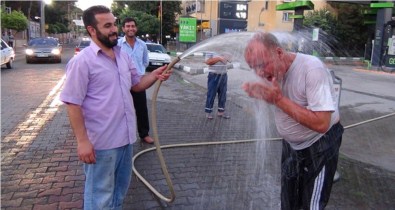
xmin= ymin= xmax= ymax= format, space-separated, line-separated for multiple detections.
xmin=6 ymin=58 xmax=13 ymax=69
xmin=57 ymin=58 xmax=62 ymax=63
xmin=26 ymin=59 xmax=31 ymax=64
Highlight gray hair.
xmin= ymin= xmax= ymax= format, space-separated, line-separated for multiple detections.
xmin=250 ymin=32 xmax=282 ymax=50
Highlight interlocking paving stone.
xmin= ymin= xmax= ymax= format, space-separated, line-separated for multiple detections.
xmin=2 ymin=70 xmax=395 ymax=210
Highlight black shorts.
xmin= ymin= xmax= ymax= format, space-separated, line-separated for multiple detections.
xmin=281 ymin=122 xmax=344 ymax=210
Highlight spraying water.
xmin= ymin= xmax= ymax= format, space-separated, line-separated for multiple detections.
xmin=143 ymin=30 xmax=395 ymax=209
xmin=152 ymin=31 xmax=307 ymax=208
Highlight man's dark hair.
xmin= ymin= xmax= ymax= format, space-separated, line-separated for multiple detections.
xmin=82 ymin=5 xmax=111 ymax=36
xmin=122 ymin=17 xmax=137 ymax=27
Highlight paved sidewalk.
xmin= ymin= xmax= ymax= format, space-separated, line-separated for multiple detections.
xmin=1 ymin=59 xmax=395 ymax=210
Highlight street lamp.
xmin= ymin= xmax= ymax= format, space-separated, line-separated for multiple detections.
xmin=40 ymin=0 xmax=52 ymax=37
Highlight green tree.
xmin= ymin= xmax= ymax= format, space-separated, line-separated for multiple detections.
xmin=1 ymin=9 xmax=28 ymax=47
xmin=113 ymin=1 xmax=181 ymax=46
xmin=45 ymin=1 xmax=72 ymax=33
xmin=2 ymin=1 xmax=40 ymax=20
xmin=118 ymin=8 xmax=160 ymax=38
xmin=303 ymin=8 xmax=336 ymax=35
xmin=48 ymin=22 xmax=69 ymax=34
xmin=112 ymin=1 xmax=158 ymax=16
xmin=47 ymin=24 xmax=60 ymax=34
xmin=329 ymin=2 xmax=372 ymax=57
xmin=303 ymin=3 xmax=372 ymax=57
xmin=1 ymin=10 xmax=28 ymax=32
xmin=300 ymin=8 xmax=337 ymax=56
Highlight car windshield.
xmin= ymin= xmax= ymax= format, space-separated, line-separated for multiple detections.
xmin=28 ymin=38 xmax=58 ymax=46
xmin=79 ymin=40 xmax=90 ymax=47
xmin=147 ymin=44 xmax=166 ymax=53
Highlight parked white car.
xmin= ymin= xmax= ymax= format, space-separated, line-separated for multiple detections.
xmin=1 ymin=39 xmax=15 ymax=69
xmin=146 ymin=43 xmax=171 ymax=71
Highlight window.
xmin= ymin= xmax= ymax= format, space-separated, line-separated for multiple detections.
xmin=282 ymin=12 xmax=293 ymax=22
xmin=147 ymin=44 xmax=167 ymax=53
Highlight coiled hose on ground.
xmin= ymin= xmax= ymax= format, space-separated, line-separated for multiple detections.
xmin=132 ymin=58 xmax=395 ymax=203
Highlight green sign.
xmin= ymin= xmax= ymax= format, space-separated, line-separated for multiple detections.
xmin=179 ymin=17 xmax=196 ymax=43
xmin=385 ymin=55 xmax=395 ymax=68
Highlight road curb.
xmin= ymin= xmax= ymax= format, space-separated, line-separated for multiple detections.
xmin=173 ymin=62 xmax=239 ymax=75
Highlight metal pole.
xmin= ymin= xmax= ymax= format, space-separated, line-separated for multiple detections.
xmin=209 ymin=0 xmax=212 ymax=37
xmin=195 ymin=0 xmax=198 ymax=41
xmin=40 ymin=0 xmax=45 ymax=37
xmin=200 ymin=1 xmax=203 ymax=41
xmin=160 ymin=0 xmax=162 ymax=44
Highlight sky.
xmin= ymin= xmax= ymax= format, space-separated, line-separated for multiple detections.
xmin=75 ymin=0 xmax=113 ymax=11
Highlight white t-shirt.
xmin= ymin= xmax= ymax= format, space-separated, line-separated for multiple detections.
xmin=205 ymin=52 xmax=227 ymax=74
xmin=275 ymin=53 xmax=339 ymax=150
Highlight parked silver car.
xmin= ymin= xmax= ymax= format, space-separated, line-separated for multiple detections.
xmin=25 ymin=37 xmax=62 ymax=63
xmin=1 ymin=39 xmax=15 ymax=69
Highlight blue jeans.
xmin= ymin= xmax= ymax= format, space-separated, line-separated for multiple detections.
xmin=205 ymin=73 xmax=228 ymax=113
xmin=83 ymin=144 xmax=133 ymax=210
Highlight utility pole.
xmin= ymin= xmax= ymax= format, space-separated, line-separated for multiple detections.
xmin=200 ymin=4 xmax=203 ymax=40
xmin=160 ymin=0 xmax=162 ymax=44
xmin=40 ymin=0 xmax=45 ymax=37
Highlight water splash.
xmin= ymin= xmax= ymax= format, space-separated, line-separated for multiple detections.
xmin=171 ymin=30 xmax=341 ymax=208
xmin=180 ymin=32 xmax=255 ymax=59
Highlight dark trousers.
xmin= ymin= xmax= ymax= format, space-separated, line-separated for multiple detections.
xmin=205 ymin=73 xmax=228 ymax=113
xmin=281 ymin=122 xmax=344 ymax=210
xmin=131 ymin=90 xmax=150 ymax=139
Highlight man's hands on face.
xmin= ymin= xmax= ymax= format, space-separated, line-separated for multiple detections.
xmin=242 ymin=77 xmax=283 ymax=104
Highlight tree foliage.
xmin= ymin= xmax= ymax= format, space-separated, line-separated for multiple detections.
xmin=1 ymin=10 xmax=28 ymax=32
xmin=330 ymin=2 xmax=373 ymax=56
xmin=2 ymin=1 xmax=78 ymax=34
xmin=303 ymin=8 xmax=336 ymax=35
xmin=45 ymin=2 xmax=72 ymax=33
xmin=303 ymin=3 xmax=372 ymax=56
xmin=118 ymin=8 xmax=160 ymax=37
xmin=113 ymin=1 xmax=182 ymax=45
xmin=48 ymin=22 xmax=69 ymax=34
xmin=2 ymin=1 xmax=40 ymax=20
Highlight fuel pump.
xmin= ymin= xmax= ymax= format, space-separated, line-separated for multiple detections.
xmin=382 ymin=20 xmax=395 ymax=71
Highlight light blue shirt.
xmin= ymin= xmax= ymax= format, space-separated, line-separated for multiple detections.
xmin=60 ymin=41 xmax=141 ymax=150
xmin=118 ymin=37 xmax=149 ymax=76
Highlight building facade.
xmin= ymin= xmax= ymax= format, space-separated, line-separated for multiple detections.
xmin=181 ymin=0 xmax=334 ymax=39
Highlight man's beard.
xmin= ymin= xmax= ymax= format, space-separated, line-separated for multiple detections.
xmin=96 ymin=27 xmax=118 ymax=48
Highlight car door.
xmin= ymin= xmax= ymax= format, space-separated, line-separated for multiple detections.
xmin=1 ymin=40 xmax=6 ymax=65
